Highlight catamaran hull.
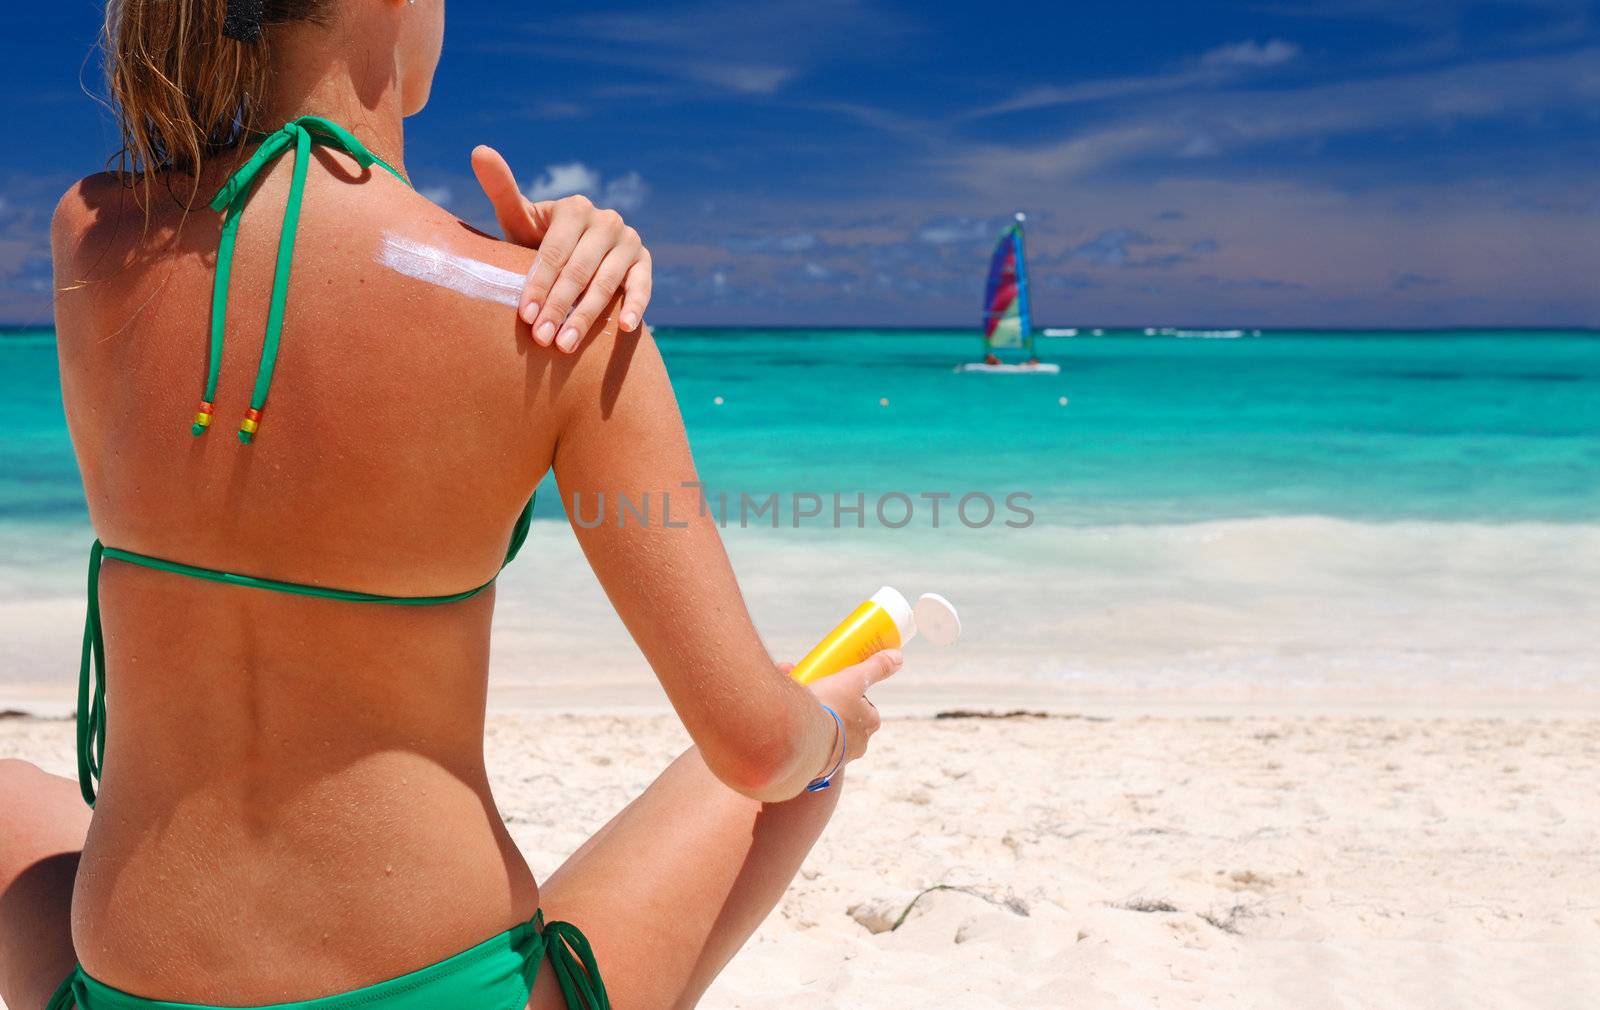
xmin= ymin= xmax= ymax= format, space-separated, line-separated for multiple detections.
xmin=954 ymin=362 xmax=1062 ymax=375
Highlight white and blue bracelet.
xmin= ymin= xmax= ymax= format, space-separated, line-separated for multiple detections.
xmin=806 ymin=705 xmax=846 ymax=793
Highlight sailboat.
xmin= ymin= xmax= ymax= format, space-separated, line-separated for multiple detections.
xmin=955 ymin=212 xmax=1060 ymax=375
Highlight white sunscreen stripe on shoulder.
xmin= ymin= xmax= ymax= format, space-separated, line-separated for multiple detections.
xmin=377 ymin=231 xmax=526 ymax=308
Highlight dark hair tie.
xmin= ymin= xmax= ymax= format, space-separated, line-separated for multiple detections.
xmin=222 ymin=0 xmax=265 ymax=43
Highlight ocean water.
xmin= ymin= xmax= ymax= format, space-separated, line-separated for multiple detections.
xmin=5 ymin=327 xmax=1599 ymax=527
xmin=665 ymin=328 xmax=1600 ymax=524
xmin=2 ymin=327 xmax=1598 ymax=712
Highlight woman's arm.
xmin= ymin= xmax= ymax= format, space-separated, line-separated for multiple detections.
xmin=548 ymin=325 xmax=863 ymax=802
xmin=358 ymin=200 xmax=890 ymax=799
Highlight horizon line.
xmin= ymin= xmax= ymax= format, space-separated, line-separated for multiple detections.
xmin=3 ymin=322 xmax=1599 ymax=336
xmin=646 ymin=324 xmax=1600 ymax=334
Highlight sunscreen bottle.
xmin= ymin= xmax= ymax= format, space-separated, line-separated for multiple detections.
xmin=789 ymin=587 xmax=961 ymax=685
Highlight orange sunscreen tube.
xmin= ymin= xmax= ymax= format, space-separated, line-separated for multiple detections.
xmin=789 ymin=587 xmax=961 ymax=684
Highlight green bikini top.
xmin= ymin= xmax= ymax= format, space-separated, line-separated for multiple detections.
xmin=77 ymin=116 xmax=536 ymax=807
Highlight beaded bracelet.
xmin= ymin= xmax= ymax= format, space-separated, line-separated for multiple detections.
xmin=806 ymin=705 xmax=846 ymax=793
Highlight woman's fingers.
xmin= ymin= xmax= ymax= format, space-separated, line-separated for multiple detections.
xmin=858 ymin=649 xmax=903 ymax=688
xmin=850 ymin=651 xmax=899 ymax=744
xmin=519 ymin=195 xmax=595 ymax=332
xmin=468 ymin=146 xmax=552 ymax=328
xmin=618 ymin=251 xmax=653 ymax=332
xmin=531 ymin=208 xmax=627 ymax=350
xmin=558 ymin=231 xmax=641 ymax=346
xmin=469 ymin=145 xmax=539 ymax=247
xmin=806 ymin=649 xmax=903 ymax=765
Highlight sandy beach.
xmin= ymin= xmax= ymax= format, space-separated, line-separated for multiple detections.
xmin=4 ymin=707 xmax=1596 ymax=1009
xmin=3 ymin=509 xmax=1597 ymax=1006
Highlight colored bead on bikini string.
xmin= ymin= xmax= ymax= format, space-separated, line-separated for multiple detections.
xmin=191 ymin=401 xmax=215 ymax=436
xmin=238 ymin=408 xmax=262 ymax=444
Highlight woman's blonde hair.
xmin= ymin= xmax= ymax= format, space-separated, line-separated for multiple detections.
xmin=102 ymin=0 xmax=329 ymax=202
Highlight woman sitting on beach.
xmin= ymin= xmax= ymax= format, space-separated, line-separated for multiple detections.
xmin=0 ymin=1 xmax=897 ymax=1008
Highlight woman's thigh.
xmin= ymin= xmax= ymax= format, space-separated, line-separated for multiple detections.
xmin=0 ymin=759 xmax=89 ymax=1010
xmin=530 ymin=747 xmax=841 ymax=1010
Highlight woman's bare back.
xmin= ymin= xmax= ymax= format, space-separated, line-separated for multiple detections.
xmin=51 ymin=147 xmax=581 ymax=1001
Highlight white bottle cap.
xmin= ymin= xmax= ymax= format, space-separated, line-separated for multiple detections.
xmin=870 ymin=586 xmax=917 ymax=646
xmin=913 ymin=593 xmax=961 ymax=647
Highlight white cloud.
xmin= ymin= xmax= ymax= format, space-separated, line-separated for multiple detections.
xmin=0 ymin=187 xmax=56 ymax=319
xmin=947 ymin=47 xmax=1600 ymax=187
xmin=966 ymin=73 xmax=1210 ymax=120
xmin=1268 ymin=0 xmax=1591 ymax=61
xmin=526 ymin=100 xmax=588 ymax=120
xmin=525 ymin=163 xmax=604 ymax=203
xmin=520 ymin=0 xmax=907 ymax=100
xmin=967 ymin=40 xmax=1301 ymax=121
xmin=692 ymin=65 xmax=797 ymax=96
xmin=602 ymin=172 xmax=650 ymax=213
xmin=418 ymin=185 xmax=454 ymax=207
xmin=1201 ymin=39 xmax=1301 ymax=68
xmin=942 ymin=124 xmax=1171 ymax=187
xmin=917 ymin=218 xmax=994 ymax=245
xmin=523 ymin=163 xmax=649 ymax=212
xmin=724 ymin=232 xmax=820 ymax=254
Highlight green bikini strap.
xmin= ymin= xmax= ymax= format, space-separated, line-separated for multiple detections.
xmin=43 ymin=969 xmax=79 ymax=1010
xmin=44 ymin=911 xmax=608 ymax=1010
xmin=194 ymin=115 xmax=408 ymax=442
xmin=77 ymin=542 xmax=107 ymax=806
xmin=75 ymin=496 xmax=534 ymax=808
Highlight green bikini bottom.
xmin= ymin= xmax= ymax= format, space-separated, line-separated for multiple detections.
xmin=45 ymin=910 xmax=607 ymax=1010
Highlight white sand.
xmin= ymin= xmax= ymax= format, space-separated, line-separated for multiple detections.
xmin=4 ymin=709 xmax=1597 ymax=1009
xmin=4 ymin=516 xmax=1597 ymax=1006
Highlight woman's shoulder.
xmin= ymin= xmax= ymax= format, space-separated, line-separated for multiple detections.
xmin=307 ymin=161 xmax=524 ymax=299
xmin=51 ymin=172 xmax=136 ymax=265
xmin=54 ymin=171 xmax=125 ymax=218
xmin=362 ymin=187 xmax=543 ymax=305
xmin=50 ymin=170 xmax=216 ymax=288
xmin=337 ymin=178 xmax=629 ymax=365
xmin=51 ymin=169 xmax=208 ymax=236
xmin=322 ymin=174 xmax=637 ymax=415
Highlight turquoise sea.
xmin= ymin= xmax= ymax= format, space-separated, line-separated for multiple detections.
xmin=6 ymin=327 xmax=1598 ymax=526
xmin=2 ymin=327 xmax=1598 ymax=711
xmin=665 ymin=327 xmax=1600 ymax=525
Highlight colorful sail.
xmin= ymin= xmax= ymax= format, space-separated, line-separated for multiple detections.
xmin=982 ymin=216 xmax=1033 ymax=353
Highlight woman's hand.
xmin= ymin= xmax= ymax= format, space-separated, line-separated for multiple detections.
xmin=797 ymin=650 xmax=903 ymax=771
xmin=470 ymin=145 xmax=653 ymax=352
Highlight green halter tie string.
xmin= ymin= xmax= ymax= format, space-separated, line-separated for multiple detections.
xmin=194 ymin=115 xmax=407 ymax=443
xmin=538 ymin=911 xmax=612 ymax=1009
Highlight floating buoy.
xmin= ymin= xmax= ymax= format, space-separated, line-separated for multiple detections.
xmin=1058 ymin=396 xmax=1068 ymax=406
xmin=713 ymin=396 xmax=724 ymax=405
xmin=879 ymin=397 xmax=890 ymax=407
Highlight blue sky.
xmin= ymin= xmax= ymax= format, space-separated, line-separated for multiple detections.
xmin=2 ymin=0 xmax=1598 ymax=327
